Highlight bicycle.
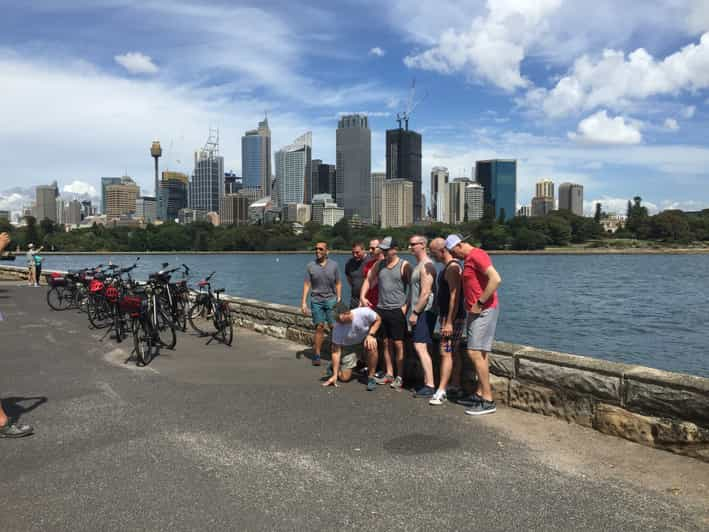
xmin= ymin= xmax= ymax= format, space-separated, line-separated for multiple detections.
xmin=187 ymin=272 xmax=233 ymax=346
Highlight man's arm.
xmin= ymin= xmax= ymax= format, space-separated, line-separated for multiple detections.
xmin=410 ymin=263 xmax=434 ymax=324
xmin=469 ymin=266 xmax=502 ymax=313
xmin=401 ymin=260 xmax=412 ymax=314
xmin=442 ymin=264 xmax=462 ymax=335
xmin=336 ymin=278 xmax=342 ymax=303
xmin=359 ymin=261 xmax=379 ymax=306
xmin=364 ymin=312 xmax=381 ymax=351
xmin=301 ymin=278 xmax=311 ymax=315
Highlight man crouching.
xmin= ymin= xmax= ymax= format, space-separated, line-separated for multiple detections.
xmin=322 ymin=302 xmax=381 ymax=388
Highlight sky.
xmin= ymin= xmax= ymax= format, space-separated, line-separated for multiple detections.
xmin=1 ymin=0 xmax=708 ymax=218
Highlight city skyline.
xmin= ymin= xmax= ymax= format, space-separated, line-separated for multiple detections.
xmin=1 ymin=1 xmax=709 ymax=218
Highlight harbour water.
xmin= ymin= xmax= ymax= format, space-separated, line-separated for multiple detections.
xmin=40 ymin=252 xmax=709 ymax=377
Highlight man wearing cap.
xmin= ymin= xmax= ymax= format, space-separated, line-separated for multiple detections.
xmin=25 ymin=243 xmax=41 ymax=287
xmin=446 ymin=234 xmax=502 ymax=415
xmin=301 ymin=242 xmax=342 ymax=366
xmin=322 ymin=302 xmax=381 ymax=389
xmin=360 ymin=236 xmax=411 ymax=390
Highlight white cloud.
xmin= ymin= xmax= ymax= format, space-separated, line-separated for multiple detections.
xmin=62 ymin=180 xmax=97 ymax=196
xmin=114 ymin=52 xmax=159 ymax=74
xmin=568 ymin=110 xmax=643 ymax=145
xmin=687 ymin=0 xmax=709 ymax=34
xmin=661 ymin=199 xmax=709 ymax=211
xmin=404 ymin=0 xmax=562 ymax=91
xmin=530 ymin=32 xmax=709 ymax=117
xmin=663 ymin=118 xmax=680 ymax=130
xmin=681 ymin=105 xmax=696 ymax=118
xmin=369 ymin=47 xmax=385 ymax=57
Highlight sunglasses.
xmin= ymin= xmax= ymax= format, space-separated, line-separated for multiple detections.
xmin=408 ymin=241 xmax=424 ymax=247
xmin=315 ymin=247 xmax=326 ymax=251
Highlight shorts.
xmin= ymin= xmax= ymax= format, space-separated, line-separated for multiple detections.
xmin=411 ymin=310 xmax=436 ymax=344
xmin=439 ymin=316 xmax=465 ymax=346
xmin=377 ymin=307 xmax=407 ymax=341
xmin=465 ymin=306 xmax=499 ymax=352
xmin=311 ymin=298 xmax=337 ymax=325
xmin=335 ymin=344 xmax=363 ymax=370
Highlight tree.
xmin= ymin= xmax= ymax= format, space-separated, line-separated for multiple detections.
xmin=480 ymin=225 xmax=508 ymax=250
xmin=332 ymin=217 xmax=351 ymax=246
xmin=24 ymin=215 xmax=39 ymax=246
xmin=594 ymin=203 xmax=602 ymax=223
xmin=511 ymin=228 xmax=547 ymax=250
xmin=649 ymin=210 xmax=691 ymax=242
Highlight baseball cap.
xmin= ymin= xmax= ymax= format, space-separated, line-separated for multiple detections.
xmin=444 ymin=234 xmax=463 ymax=250
xmin=378 ymin=236 xmax=399 ymax=250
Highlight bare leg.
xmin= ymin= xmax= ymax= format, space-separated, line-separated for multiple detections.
xmin=382 ymin=338 xmax=395 ymax=376
xmin=313 ymin=323 xmax=325 ymax=356
xmin=437 ymin=342 xmax=453 ymax=393
xmin=0 ymin=404 xmax=7 ymax=426
xmin=323 ymin=346 xmax=341 ymax=386
xmin=450 ymin=342 xmax=462 ymax=389
xmin=394 ymin=340 xmax=405 ymax=378
xmin=467 ymin=349 xmax=492 ymax=401
xmin=367 ymin=343 xmax=380 ymax=378
xmin=414 ymin=343 xmax=434 ymax=387
xmin=338 ymin=369 xmax=353 ymax=382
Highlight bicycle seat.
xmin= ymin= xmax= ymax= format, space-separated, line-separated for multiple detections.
xmin=215 ymin=288 xmax=226 ymax=294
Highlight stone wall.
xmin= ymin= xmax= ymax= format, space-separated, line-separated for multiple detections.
xmin=2 ymin=264 xmax=707 ymax=462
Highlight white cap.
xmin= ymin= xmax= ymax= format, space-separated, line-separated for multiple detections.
xmin=444 ymin=234 xmax=462 ymax=250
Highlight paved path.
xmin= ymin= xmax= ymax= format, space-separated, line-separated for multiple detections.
xmin=0 ymin=282 xmax=707 ymax=531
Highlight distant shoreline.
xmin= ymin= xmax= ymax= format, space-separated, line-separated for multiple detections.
xmin=6 ymin=247 xmax=709 ymax=256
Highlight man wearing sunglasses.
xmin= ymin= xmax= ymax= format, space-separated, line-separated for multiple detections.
xmin=301 ymin=242 xmax=342 ymax=366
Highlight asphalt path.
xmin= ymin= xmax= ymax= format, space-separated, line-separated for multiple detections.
xmin=0 ymin=282 xmax=707 ymax=531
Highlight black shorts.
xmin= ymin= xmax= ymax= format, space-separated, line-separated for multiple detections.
xmin=377 ymin=308 xmax=407 ymax=341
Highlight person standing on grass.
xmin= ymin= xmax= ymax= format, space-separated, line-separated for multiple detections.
xmin=0 ymin=232 xmax=34 ymax=438
xmin=406 ymin=235 xmax=438 ymax=399
xmin=446 ymin=234 xmax=502 ymax=416
xmin=428 ymin=237 xmax=465 ymax=406
xmin=322 ymin=302 xmax=381 ymax=388
xmin=301 ymin=242 xmax=341 ymax=366
xmin=359 ymin=237 xmax=411 ymax=390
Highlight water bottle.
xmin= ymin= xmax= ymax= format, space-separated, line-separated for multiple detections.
xmin=444 ymin=338 xmax=452 ymax=353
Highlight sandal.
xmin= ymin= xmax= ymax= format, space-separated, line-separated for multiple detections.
xmin=0 ymin=421 xmax=34 ymax=438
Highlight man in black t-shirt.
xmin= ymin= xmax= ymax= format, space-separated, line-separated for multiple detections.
xmin=345 ymin=241 xmax=367 ymax=309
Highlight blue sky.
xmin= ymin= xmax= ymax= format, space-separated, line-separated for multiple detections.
xmin=1 ymin=0 xmax=708 ymax=217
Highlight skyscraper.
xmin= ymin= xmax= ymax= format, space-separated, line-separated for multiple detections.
xmin=220 ymin=194 xmax=250 ymax=225
xmin=311 ymin=160 xmax=336 ymax=198
xmin=531 ymin=196 xmax=554 ymax=217
xmin=66 ymin=200 xmax=82 ymax=226
xmin=381 ymin=179 xmax=413 ymax=228
xmin=275 ymin=132 xmax=312 ymax=207
xmin=370 ymin=172 xmax=385 ymax=226
xmin=431 ymin=167 xmax=449 ymax=222
xmin=448 ymin=178 xmax=471 ymax=224
xmin=241 ymin=116 xmax=272 ymax=196
xmin=558 ymin=183 xmax=584 ymax=217
xmin=336 ymin=114 xmax=371 ymax=220
xmin=190 ymin=129 xmax=224 ymax=214
xmin=158 ymin=171 xmax=189 ymax=221
xmin=536 ymin=179 xmax=555 ymax=201
xmin=135 ymin=197 xmax=158 ymax=223
xmin=101 ymin=177 xmax=122 ymax=214
xmin=105 ymin=176 xmax=139 ymax=219
xmin=386 ymin=127 xmax=422 ymax=221
xmin=465 ymin=182 xmax=484 ymax=221
xmin=34 ymin=181 xmax=59 ymax=222
xmin=474 ymin=159 xmax=517 ymax=221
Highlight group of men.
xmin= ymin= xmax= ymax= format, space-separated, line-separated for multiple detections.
xmin=301 ymin=234 xmax=502 ymax=416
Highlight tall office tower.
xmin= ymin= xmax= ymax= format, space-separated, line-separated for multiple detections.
xmin=517 ymin=205 xmax=532 ymax=217
xmin=474 ymin=159 xmax=517 ymax=221
xmin=66 ymin=199 xmax=82 ymax=226
xmin=275 ymin=132 xmax=312 ymax=207
xmin=448 ymin=178 xmax=471 ymax=224
xmin=224 ymin=172 xmax=242 ymax=195
xmin=80 ymin=200 xmax=94 ymax=218
xmin=430 ymin=167 xmax=449 ymax=222
xmin=190 ymin=129 xmax=224 ymax=214
xmin=536 ymin=179 xmax=555 ymax=202
xmin=105 ymin=176 xmax=140 ymax=219
xmin=465 ymin=182 xmax=484 ymax=221
xmin=386 ymin=127 xmax=422 ymax=220
xmin=370 ymin=172 xmax=385 ymax=226
xmin=381 ymin=178 xmax=413 ymax=228
xmin=283 ymin=203 xmax=312 ymax=225
xmin=35 ymin=181 xmax=59 ymax=222
xmin=55 ymin=200 xmax=67 ymax=225
xmin=101 ymin=177 xmax=122 ymax=214
xmin=558 ymin=182 xmax=584 ymax=216
xmin=158 ymin=171 xmax=189 ymax=221
xmin=242 ymin=116 xmax=271 ymax=196
xmin=531 ymin=196 xmax=554 ymax=217
xmin=135 ymin=197 xmax=157 ymax=223
xmin=311 ymin=160 xmax=336 ymax=198
xmin=336 ymin=114 xmax=371 ymax=219
xmin=220 ymin=194 xmax=250 ymax=225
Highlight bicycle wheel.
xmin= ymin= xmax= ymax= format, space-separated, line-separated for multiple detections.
xmin=154 ymin=309 xmax=176 ymax=349
xmin=188 ymin=300 xmax=213 ymax=336
xmin=88 ymin=296 xmax=111 ymax=329
xmin=215 ymin=304 xmax=233 ymax=346
xmin=174 ymin=298 xmax=187 ymax=331
xmin=47 ymin=286 xmax=71 ymax=311
xmin=132 ymin=318 xmax=153 ymax=365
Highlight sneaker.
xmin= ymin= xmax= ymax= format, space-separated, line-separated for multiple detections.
xmin=324 ymin=363 xmax=333 ymax=378
xmin=0 ymin=421 xmax=33 ymax=438
xmin=457 ymin=393 xmax=483 ymax=407
xmin=446 ymin=386 xmax=462 ymax=399
xmin=374 ymin=374 xmax=394 ymax=385
xmin=374 ymin=370 xmax=386 ymax=379
xmin=367 ymin=377 xmax=377 ymax=391
xmin=390 ymin=376 xmax=403 ymax=390
xmin=312 ymin=355 xmax=321 ymax=366
xmin=429 ymin=390 xmax=447 ymax=406
xmin=465 ymin=399 xmax=497 ymax=416
xmin=414 ymin=386 xmax=435 ymax=398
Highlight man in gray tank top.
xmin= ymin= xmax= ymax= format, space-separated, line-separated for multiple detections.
xmin=407 ymin=235 xmax=438 ymax=398
xmin=360 ymin=236 xmax=411 ymax=390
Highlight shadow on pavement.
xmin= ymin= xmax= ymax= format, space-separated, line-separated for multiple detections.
xmin=1 ymin=396 xmax=48 ymax=423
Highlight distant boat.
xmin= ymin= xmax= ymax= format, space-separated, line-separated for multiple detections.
xmin=0 ymin=254 xmax=16 ymax=261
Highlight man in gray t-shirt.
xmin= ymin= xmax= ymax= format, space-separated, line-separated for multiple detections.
xmin=301 ymin=242 xmax=341 ymax=366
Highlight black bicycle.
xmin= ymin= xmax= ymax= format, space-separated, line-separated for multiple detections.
xmin=187 ymin=272 xmax=233 ymax=346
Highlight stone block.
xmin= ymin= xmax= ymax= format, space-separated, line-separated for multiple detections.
xmin=492 ymin=341 xmax=529 ymax=356
xmin=489 ymin=353 xmax=515 ymax=378
xmin=509 ymin=380 xmax=594 ymax=427
xmin=593 ymin=403 xmax=655 ymax=445
xmin=240 ymin=305 xmax=268 ymax=320
xmin=490 ymin=374 xmax=509 ymax=405
xmin=266 ymin=310 xmax=298 ymax=326
xmin=517 ymin=349 xmax=627 ymax=403
xmin=286 ymin=328 xmax=313 ymax=346
xmin=624 ymin=367 xmax=709 ymax=425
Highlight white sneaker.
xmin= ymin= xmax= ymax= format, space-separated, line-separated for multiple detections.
xmin=429 ymin=391 xmax=447 ymax=406
xmin=390 ymin=376 xmax=403 ymax=390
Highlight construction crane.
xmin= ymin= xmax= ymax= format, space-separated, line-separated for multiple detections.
xmin=396 ymin=78 xmax=427 ymax=130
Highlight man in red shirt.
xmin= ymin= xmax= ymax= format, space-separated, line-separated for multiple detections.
xmin=361 ymin=239 xmax=382 ymax=309
xmin=446 ymin=234 xmax=502 ymax=416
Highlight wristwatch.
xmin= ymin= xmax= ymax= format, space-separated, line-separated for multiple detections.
xmin=476 ymin=299 xmax=487 ymax=307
